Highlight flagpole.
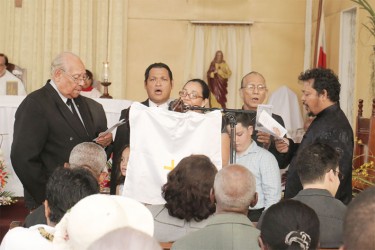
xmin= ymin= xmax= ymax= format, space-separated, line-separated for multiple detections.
xmin=313 ymin=0 xmax=323 ymax=67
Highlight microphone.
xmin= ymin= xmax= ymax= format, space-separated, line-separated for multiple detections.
xmin=168 ymin=98 xmax=189 ymax=112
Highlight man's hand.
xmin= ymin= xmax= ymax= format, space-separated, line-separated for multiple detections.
xmin=257 ymin=131 xmax=271 ymax=145
xmin=95 ymin=132 xmax=113 ymax=147
xmin=275 ymin=138 xmax=290 ymax=153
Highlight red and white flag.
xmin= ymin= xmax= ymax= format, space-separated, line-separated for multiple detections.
xmin=316 ymin=9 xmax=326 ymax=68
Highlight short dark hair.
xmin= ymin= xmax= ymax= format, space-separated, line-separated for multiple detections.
xmin=46 ymin=166 xmax=99 ymax=224
xmin=343 ymin=186 xmax=375 ymax=250
xmin=298 ymin=68 xmax=340 ymax=103
xmin=184 ymin=78 xmax=210 ymax=99
xmin=0 ymin=53 xmax=9 ymax=66
xmin=295 ymin=142 xmax=339 ymax=185
xmin=85 ymin=69 xmax=93 ymax=80
xmin=260 ymin=199 xmax=320 ymax=250
xmin=144 ymin=62 xmax=173 ymax=82
xmin=162 ymin=155 xmax=217 ymax=222
xmin=231 ymin=113 xmax=256 ymax=128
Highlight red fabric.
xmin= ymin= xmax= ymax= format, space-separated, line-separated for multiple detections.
xmin=207 ymin=62 xmax=228 ymax=108
xmin=317 ymin=47 xmax=326 ymax=68
xmin=316 ymin=9 xmax=326 ymax=68
xmin=82 ymin=86 xmax=93 ymax=92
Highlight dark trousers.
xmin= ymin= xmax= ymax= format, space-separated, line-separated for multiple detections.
xmin=248 ymin=207 xmax=265 ymax=222
xmin=24 ymin=189 xmax=40 ymax=211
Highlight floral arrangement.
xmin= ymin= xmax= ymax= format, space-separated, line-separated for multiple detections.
xmin=99 ymin=158 xmax=112 ymax=194
xmin=0 ymin=148 xmax=17 ymax=206
xmin=352 ymin=155 xmax=375 ymax=195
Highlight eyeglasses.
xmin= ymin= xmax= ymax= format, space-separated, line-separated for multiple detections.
xmin=241 ymin=83 xmax=267 ymax=93
xmin=60 ymin=69 xmax=89 ymax=84
xmin=179 ymin=90 xmax=203 ymax=99
xmin=333 ymin=169 xmax=344 ymax=181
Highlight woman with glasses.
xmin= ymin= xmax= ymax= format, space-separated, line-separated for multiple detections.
xmin=80 ymin=69 xmax=102 ymax=99
xmin=176 ymin=78 xmax=230 ymax=166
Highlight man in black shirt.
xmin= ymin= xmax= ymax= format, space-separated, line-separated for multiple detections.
xmin=276 ymin=68 xmax=353 ymax=204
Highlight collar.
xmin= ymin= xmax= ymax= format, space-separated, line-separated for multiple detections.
xmin=237 ymin=141 xmax=259 ymax=157
xmin=315 ymin=103 xmax=339 ymax=118
xmin=81 ymin=86 xmax=93 ymax=92
xmin=207 ymin=213 xmax=255 ymax=227
xmin=148 ymin=99 xmax=169 ymax=109
xmin=49 ymin=80 xmax=69 ymax=104
xmin=152 ymin=205 xmax=209 ymax=228
xmin=297 ymin=188 xmax=334 ymax=197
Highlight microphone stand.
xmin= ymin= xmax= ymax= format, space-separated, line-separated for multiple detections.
xmin=185 ymin=106 xmax=255 ymax=164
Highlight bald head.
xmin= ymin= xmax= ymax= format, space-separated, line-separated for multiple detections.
xmin=213 ymin=164 xmax=256 ymax=213
xmin=69 ymin=142 xmax=107 ymax=178
xmin=342 ymin=186 xmax=375 ymax=250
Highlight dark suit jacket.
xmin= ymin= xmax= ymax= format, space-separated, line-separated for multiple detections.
xmin=11 ymin=81 xmax=107 ymax=205
xmin=110 ymin=99 xmax=149 ymax=194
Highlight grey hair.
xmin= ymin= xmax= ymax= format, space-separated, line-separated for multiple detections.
xmin=214 ymin=164 xmax=256 ymax=210
xmin=50 ymin=51 xmax=80 ymax=76
xmin=241 ymin=71 xmax=266 ymax=87
xmin=69 ymin=142 xmax=107 ymax=178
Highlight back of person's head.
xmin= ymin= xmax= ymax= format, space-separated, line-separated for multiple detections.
xmin=296 ymin=142 xmax=339 ymax=185
xmin=213 ymin=164 xmax=256 ymax=212
xmin=298 ymin=68 xmax=340 ymax=103
xmin=69 ymin=142 xmax=107 ymax=178
xmin=259 ymin=200 xmax=320 ymax=250
xmin=53 ymin=194 xmax=154 ymax=250
xmin=162 ymin=154 xmax=217 ymax=222
xmin=88 ymin=227 xmax=162 ymax=250
xmin=144 ymin=62 xmax=173 ymax=81
xmin=46 ymin=166 xmax=99 ymax=225
xmin=342 ymin=186 xmax=375 ymax=250
xmin=232 ymin=112 xmax=256 ymax=128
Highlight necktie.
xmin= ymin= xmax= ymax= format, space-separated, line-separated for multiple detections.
xmin=66 ymin=98 xmax=84 ymax=127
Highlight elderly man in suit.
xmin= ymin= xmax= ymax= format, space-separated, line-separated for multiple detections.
xmin=11 ymin=52 xmax=112 ymax=210
xmin=111 ymin=62 xmax=173 ymax=194
xmin=172 ymin=164 xmax=260 ymax=250
xmin=240 ymin=71 xmax=293 ymax=169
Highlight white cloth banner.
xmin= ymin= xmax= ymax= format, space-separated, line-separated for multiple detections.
xmin=123 ymin=102 xmax=222 ymax=204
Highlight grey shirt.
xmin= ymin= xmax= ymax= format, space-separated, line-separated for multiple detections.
xmin=293 ymin=188 xmax=346 ymax=248
xmin=146 ymin=204 xmax=209 ymax=242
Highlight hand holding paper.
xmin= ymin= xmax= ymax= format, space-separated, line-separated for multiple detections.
xmin=258 ymin=110 xmax=287 ymax=139
xmin=93 ymin=119 xmax=127 ymax=146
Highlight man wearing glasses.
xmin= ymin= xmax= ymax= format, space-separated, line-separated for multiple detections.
xmin=239 ymin=71 xmax=293 ymax=169
xmin=11 ymin=52 xmax=112 ymax=210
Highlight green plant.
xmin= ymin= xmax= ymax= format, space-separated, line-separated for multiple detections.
xmin=352 ymin=0 xmax=375 ymax=37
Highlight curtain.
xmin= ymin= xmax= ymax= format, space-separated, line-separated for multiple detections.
xmin=184 ymin=24 xmax=252 ymax=108
xmin=0 ymin=0 xmax=128 ymax=98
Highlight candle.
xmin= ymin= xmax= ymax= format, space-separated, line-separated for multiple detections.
xmin=102 ymin=62 xmax=110 ymax=82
